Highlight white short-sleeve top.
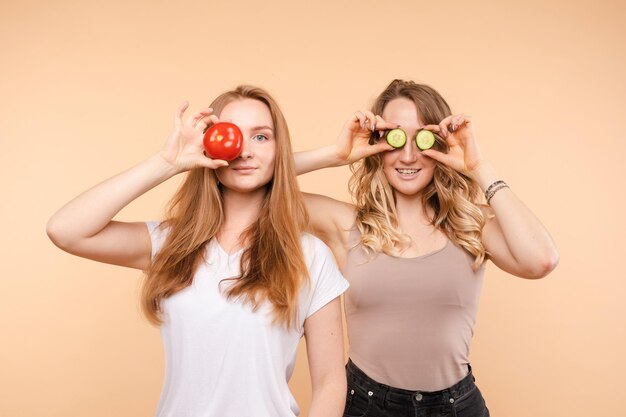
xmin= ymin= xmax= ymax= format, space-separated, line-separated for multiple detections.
xmin=145 ymin=221 xmax=349 ymax=417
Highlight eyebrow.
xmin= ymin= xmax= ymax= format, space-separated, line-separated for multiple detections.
xmin=251 ymin=125 xmax=274 ymax=132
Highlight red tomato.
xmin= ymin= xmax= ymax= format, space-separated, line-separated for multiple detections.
xmin=203 ymin=122 xmax=243 ymax=161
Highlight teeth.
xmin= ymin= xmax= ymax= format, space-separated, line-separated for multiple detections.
xmin=397 ymin=169 xmax=419 ymax=174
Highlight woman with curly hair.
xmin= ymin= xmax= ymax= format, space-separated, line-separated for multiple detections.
xmin=295 ymin=79 xmax=559 ymax=417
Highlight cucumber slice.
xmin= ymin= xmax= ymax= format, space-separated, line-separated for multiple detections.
xmin=386 ymin=129 xmax=407 ymax=148
xmin=416 ymin=130 xmax=435 ymax=150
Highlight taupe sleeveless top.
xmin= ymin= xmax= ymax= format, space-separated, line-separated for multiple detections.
xmin=343 ymin=227 xmax=485 ymax=391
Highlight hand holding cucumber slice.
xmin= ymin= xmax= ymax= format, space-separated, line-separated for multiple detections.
xmin=385 ymin=128 xmax=407 ymax=148
xmin=416 ymin=129 xmax=435 ymax=150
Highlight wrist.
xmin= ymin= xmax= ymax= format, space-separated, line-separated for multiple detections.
xmin=294 ymin=145 xmax=341 ymax=175
xmin=468 ymin=161 xmax=497 ymax=189
xmin=330 ymin=144 xmax=352 ymax=167
xmin=151 ymin=153 xmax=182 ymax=179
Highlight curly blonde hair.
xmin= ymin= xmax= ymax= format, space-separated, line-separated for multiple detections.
xmin=349 ymin=79 xmax=487 ymax=270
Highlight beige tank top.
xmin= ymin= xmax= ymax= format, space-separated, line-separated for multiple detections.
xmin=344 ymin=227 xmax=485 ymax=391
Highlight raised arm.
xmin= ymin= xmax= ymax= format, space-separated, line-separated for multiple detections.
xmin=46 ymin=102 xmax=227 ymax=270
xmin=294 ymin=110 xmax=394 ymax=175
xmin=422 ymin=114 xmax=559 ymax=279
xmin=295 ymin=111 xmax=396 ymax=263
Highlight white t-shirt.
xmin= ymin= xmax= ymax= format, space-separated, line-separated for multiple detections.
xmin=145 ymin=221 xmax=349 ymax=417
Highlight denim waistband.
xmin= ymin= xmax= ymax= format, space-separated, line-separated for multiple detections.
xmin=346 ymin=359 xmax=477 ymax=407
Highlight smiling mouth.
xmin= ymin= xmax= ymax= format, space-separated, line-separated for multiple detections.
xmin=396 ymin=168 xmax=421 ymax=175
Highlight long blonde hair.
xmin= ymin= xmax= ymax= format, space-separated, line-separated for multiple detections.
xmin=142 ymin=85 xmax=309 ymax=327
xmin=350 ymin=79 xmax=486 ymax=269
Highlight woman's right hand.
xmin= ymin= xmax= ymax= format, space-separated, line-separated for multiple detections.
xmin=159 ymin=101 xmax=229 ymax=174
xmin=333 ymin=110 xmax=396 ymax=165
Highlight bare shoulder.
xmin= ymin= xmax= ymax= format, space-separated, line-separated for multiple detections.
xmin=302 ymin=193 xmax=356 ymax=270
xmin=303 ymin=192 xmax=356 ymax=233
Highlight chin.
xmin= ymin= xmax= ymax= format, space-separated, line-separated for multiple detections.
xmin=221 ymin=179 xmax=272 ymax=194
xmin=223 ymin=184 xmax=265 ymax=194
xmin=385 ymin=178 xmax=430 ymax=196
xmin=392 ymin=186 xmax=428 ymax=197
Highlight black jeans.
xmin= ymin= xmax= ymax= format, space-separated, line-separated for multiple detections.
xmin=344 ymin=359 xmax=490 ymax=417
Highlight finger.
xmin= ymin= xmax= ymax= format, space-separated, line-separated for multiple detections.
xmin=376 ymin=116 xmax=400 ymax=130
xmin=186 ymin=107 xmax=214 ymax=127
xmin=197 ymin=114 xmax=219 ymax=132
xmin=438 ymin=115 xmax=454 ymax=137
xmin=373 ymin=116 xmax=399 ymax=131
xmin=363 ymin=110 xmax=377 ymax=131
xmin=196 ymin=119 xmax=208 ymax=132
xmin=374 ymin=115 xmax=384 ymax=138
xmin=371 ymin=139 xmax=394 ymax=154
xmin=198 ymin=154 xmax=229 ymax=169
xmin=456 ymin=114 xmax=472 ymax=129
xmin=450 ymin=113 xmax=463 ymax=131
xmin=448 ymin=113 xmax=473 ymax=133
xmin=421 ymin=124 xmax=441 ymax=133
xmin=353 ymin=111 xmax=367 ymax=130
xmin=198 ymin=114 xmax=220 ymax=133
xmin=421 ymin=149 xmax=452 ymax=165
xmin=175 ymin=101 xmax=189 ymax=127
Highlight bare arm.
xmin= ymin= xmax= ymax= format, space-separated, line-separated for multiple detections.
xmin=46 ymin=102 xmax=227 ymax=270
xmin=423 ymin=114 xmax=559 ymax=279
xmin=473 ymin=162 xmax=559 ymax=279
xmin=304 ymin=297 xmax=346 ymax=417
xmin=296 ymin=111 xmax=396 ymax=262
xmin=294 ymin=110 xmax=394 ymax=175
xmin=46 ymin=156 xmax=178 ymax=269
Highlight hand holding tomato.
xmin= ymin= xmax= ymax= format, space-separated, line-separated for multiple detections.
xmin=159 ymin=101 xmax=229 ymax=174
xmin=203 ymin=122 xmax=243 ymax=161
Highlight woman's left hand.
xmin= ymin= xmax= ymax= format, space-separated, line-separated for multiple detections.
xmin=421 ymin=114 xmax=484 ymax=177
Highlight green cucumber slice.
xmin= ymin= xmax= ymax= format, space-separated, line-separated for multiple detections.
xmin=416 ymin=130 xmax=435 ymax=150
xmin=386 ymin=129 xmax=407 ymax=148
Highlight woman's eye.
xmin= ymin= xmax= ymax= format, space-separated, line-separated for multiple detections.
xmin=252 ymin=134 xmax=268 ymax=142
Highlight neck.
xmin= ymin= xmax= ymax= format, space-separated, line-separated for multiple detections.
xmin=393 ymin=191 xmax=435 ymax=231
xmin=221 ymin=186 xmax=267 ymax=234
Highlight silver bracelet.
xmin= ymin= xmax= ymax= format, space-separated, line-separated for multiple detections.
xmin=485 ymin=180 xmax=505 ymax=196
xmin=485 ymin=181 xmax=509 ymax=204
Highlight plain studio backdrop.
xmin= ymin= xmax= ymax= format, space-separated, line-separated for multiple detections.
xmin=1 ymin=1 xmax=624 ymax=416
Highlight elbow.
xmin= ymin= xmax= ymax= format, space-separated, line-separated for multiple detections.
xmin=46 ymin=217 xmax=73 ymax=251
xmin=524 ymin=248 xmax=560 ymax=279
xmin=46 ymin=218 xmax=63 ymax=248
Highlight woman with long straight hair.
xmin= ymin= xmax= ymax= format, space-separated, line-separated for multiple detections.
xmin=47 ymin=85 xmax=349 ymax=417
xmin=295 ymin=79 xmax=559 ymax=417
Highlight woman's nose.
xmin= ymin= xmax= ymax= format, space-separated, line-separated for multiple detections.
xmin=238 ymin=137 xmax=254 ymax=159
xmin=399 ymin=139 xmax=418 ymax=163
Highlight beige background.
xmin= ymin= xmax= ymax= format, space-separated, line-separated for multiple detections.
xmin=1 ymin=0 xmax=624 ymax=416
